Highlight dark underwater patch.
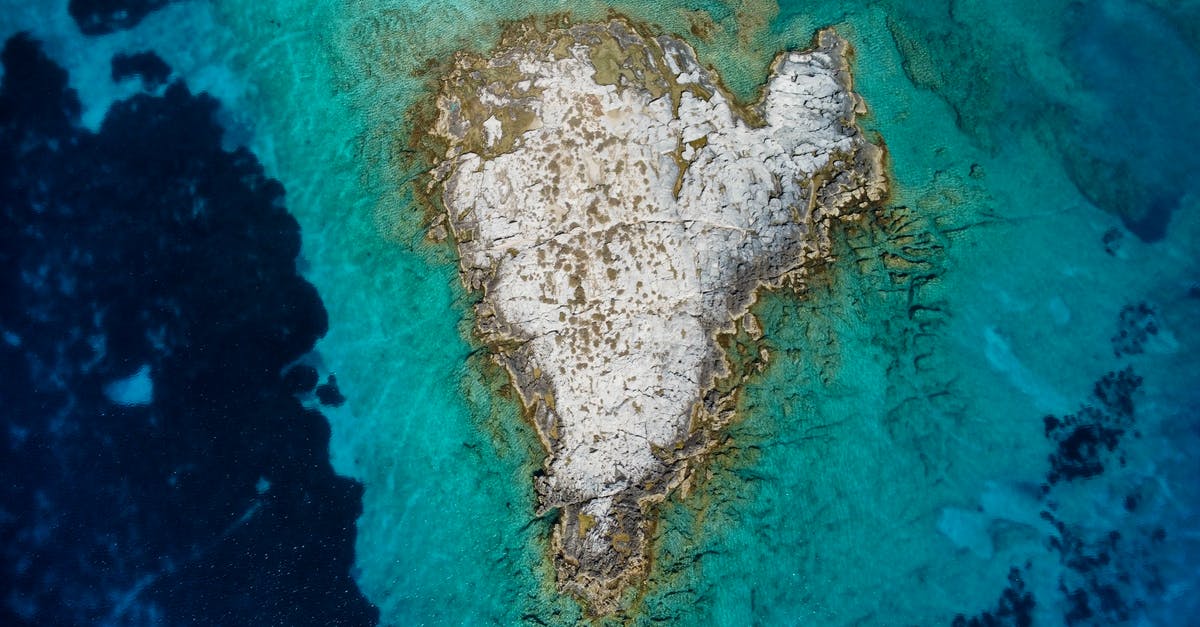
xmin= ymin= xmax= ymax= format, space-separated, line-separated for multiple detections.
xmin=316 ymin=374 xmax=346 ymax=407
xmin=1111 ymin=302 xmax=1159 ymax=358
xmin=112 ymin=51 xmax=172 ymax=90
xmin=1040 ymin=512 xmax=1165 ymax=626
xmin=1042 ymin=367 xmax=1141 ymax=485
xmin=0 ymin=34 xmax=377 ymax=625
xmin=951 ymin=298 xmax=1180 ymax=625
xmin=951 ymin=567 xmax=1035 ymax=627
xmin=68 ymin=0 xmax=174 ymax=35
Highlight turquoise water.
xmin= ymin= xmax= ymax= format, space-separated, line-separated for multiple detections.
xmin=199 ymin=0 xmax=1200 ymax=623
xmin=7 ymin=0 xmax=1195 ymax=623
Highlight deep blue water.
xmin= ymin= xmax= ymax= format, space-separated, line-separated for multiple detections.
xmin=0 ymin=18 xmax=375 ymax=625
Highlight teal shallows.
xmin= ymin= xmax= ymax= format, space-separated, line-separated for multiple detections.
xmin=207 ymin=0 xmax=1200 ymax=623
xmin=629 ymin=1 xmax=1200 ymax=625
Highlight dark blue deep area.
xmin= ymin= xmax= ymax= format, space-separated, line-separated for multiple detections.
xmin=68 ymin=0 xmax=175 ymax=35
xmin=1059 ymin=1 xmax=1200 ymax=242
xmin=0 ymin=34 xmax=377 ymax=626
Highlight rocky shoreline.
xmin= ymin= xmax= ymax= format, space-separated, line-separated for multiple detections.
xmin=417 ymin=16 xmax=887 ymax=613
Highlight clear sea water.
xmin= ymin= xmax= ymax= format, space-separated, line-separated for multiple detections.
xmin=2 ymin=0 xmax=1197 ymax=625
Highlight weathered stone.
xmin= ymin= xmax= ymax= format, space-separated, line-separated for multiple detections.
xmin=420 ymin=17 xmax=886 ymax=613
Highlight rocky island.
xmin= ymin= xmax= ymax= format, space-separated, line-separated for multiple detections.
xmin=418 ymin=17 xmax=887 ymax=613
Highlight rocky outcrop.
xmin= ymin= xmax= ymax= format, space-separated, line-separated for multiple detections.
xmin=419 ymin=17 xmax=886 ymax=613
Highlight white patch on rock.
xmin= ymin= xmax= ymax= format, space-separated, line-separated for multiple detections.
xmin=482 ymin=115 xmax=502 ymax=148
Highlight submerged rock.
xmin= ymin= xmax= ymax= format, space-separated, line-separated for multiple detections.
xmin=419 ymin=17 xmax=886 ymax=612
xmin=316 ymin=374 xmax=346 ymax=407
xmin=111 ymin=50 xmax=172 ymax=90
xmin=68 ymin=0 xmax=173 ymax=35
xmin=951 ymin=567 xmax=1035 ymax=627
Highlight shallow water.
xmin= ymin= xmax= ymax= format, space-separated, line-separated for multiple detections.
xmin=2 ymin=0 xmax=1197 ymax=624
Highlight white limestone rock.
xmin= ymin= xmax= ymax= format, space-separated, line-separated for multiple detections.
xmin=423 ymin=18 xmax=886 ymax=612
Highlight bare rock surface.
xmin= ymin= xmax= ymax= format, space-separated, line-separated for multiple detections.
xmin=421 ymin=17 xmax=886 ymax=612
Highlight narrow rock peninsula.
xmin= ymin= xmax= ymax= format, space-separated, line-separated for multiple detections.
xmin=419 ymin=17 xmax=886 ymax=613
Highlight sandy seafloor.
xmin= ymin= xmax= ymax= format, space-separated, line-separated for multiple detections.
xmin=2 ymin=0 xmax=1198 ymax=625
